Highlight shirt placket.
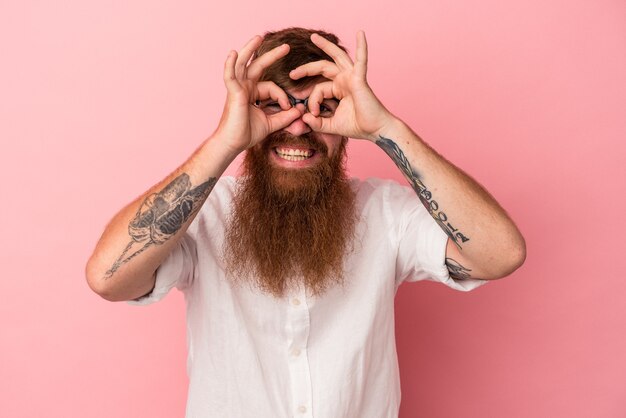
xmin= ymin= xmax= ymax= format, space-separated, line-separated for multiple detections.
xmin=286 ymin=282 xmax=313 ymax=417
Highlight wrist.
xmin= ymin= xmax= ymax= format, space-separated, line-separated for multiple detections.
xmin=367 ymin=114 xmax=404 ymax=143
xmin=195 ymin=132 xmax=243 ymax=173
xmin=208 ymin=129 xmax=247 ymax=159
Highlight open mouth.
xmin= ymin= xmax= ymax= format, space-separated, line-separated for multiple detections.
xmin=274 ymin=147 xmax=316 ymax=162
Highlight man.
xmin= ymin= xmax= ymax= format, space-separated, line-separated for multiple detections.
xmin=86 ymin=27 xmax=525 ymax=417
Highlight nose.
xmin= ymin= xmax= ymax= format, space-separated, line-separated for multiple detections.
xmin=283 ymin=103 xmax=311 ymax=136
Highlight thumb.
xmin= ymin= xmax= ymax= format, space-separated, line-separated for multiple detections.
xmin=267 ymin=107 xmax=302 ymax=132
xmin=302 ymin=113 xmax=333 ymax=133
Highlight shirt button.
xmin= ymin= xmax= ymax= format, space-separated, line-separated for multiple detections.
xmin=291 ymin=348 xmax=301 ymax=356
xmin=291 ymin=298 xmax=301 ymax=306
xmin=297 ymin=405 xmax=307 ymax=414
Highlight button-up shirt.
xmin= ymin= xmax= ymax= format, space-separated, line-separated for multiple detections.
xmin=129 ymin=177 xmax=487 ymax=417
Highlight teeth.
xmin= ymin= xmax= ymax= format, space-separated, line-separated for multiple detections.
xmin=276 ymin=147 xmax=314 ymax=161
xmin=279 ymin=155 xmax=308 ymax=161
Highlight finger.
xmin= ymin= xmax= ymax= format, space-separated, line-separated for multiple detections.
xmin=289 ymin=60 xmax=339 ymax=80
xmin=223 ymin=50 xmax=242 ymax=93
xmin=355 ymin=30 xmax=368 ymax=78
xmin=267 ymin=107 xmax=303 ymax=133
xmin=256 ymin=81 xmax=291 ymax=110
xmin=235 ymin=35 xmax=263 ymax=80
xmin=310 ymin=33 xmax=353 ymax=68
xmin=302 ymin=112 xmax=333 ymax=133
xmin=307 ymin=81 xmax=334 ymax=116
xmin=247 ymin=43 xmax=290 ymax=81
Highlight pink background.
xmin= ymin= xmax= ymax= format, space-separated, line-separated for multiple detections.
xmin=1 ymin=0 xmax=625 ymax=417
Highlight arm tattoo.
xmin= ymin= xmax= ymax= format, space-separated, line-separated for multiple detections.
xmin=376 ymin=136 xmax=470 ymax=249
xmin=445 ymin=258 xmax=472 ymax=280
xmin=104 ymin=174 xmax=217 ymax=278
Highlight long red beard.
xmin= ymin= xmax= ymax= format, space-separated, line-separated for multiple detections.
xmin=223 ymin=131 xmax=357 ymax=297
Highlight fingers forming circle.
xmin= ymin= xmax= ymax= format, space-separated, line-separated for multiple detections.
xmin=267 ymin=107 xmax=302 ymax=133
xmin=256 ymin=81 xmax=291 ymax=110
xmin=307 ymin=81 xmax=335 ymax=116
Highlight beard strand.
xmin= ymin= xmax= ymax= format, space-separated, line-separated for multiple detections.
xmin=223 ymin=131 xmax=357 ymax=298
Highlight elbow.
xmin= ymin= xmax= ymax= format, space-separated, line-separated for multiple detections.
xmin=85 ymin=255 xmax=156 ymax=302
xmin=85 ymin=257 xmax=123 ymax=302
xmin=507 ymin=235 xmax=527 ymax=274
xmin=87 ymin=282 xmax=126 ymax=302
xmin=491 ymin=233 xmax=527 ymax=280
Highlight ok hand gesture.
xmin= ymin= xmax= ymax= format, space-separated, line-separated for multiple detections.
xmin=216 ymin=36 xmax=303 ymax=154
xmin=288 ymin=31 xmax=396 ymax=142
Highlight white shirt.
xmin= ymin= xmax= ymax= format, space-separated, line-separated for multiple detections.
xmin=129 ymin=177 xmax=487 ymax=418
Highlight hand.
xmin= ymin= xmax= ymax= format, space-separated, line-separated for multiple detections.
xmin=216 ymin=36 xmax=303 ymax=154
xmin=289 ymin=31 xmax=396 ymax=141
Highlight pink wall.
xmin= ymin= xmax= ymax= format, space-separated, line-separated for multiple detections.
xmin=1 ymin=0 xmax=624 ymax=417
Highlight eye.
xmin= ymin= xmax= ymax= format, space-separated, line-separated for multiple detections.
xmin=258 ymin=101 xmax=282 ymax=115
xmin=318 ymin=99 xmax=339 ymax=117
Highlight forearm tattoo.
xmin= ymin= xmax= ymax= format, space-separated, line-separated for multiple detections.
xmin=376 ymin=136 xmax=470 ymax=249
xmin=445 ymin=258 xmax=472 ymax=280
xmin=104 ymin=174 xmax=217 ymax=278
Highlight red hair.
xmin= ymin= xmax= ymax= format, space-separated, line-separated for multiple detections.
xmin=254 ymin=27 xmax=346 ymax=90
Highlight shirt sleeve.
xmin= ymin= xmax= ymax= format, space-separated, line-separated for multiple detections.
xmin=392 ymin=183 xmax=488 ymax=291
xmin=126 ymin=233 xmax=197 ymax=306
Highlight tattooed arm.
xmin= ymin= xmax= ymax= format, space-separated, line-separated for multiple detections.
xmin=375 ymin=123 xmax=525 ymax=280
xmin=85 ymin=140 xmax=234 ymax=301
xmin=290 ymin=31 xmax=526 ymax=280
xmin=86 ymin=36 xmax=303 ymax=301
